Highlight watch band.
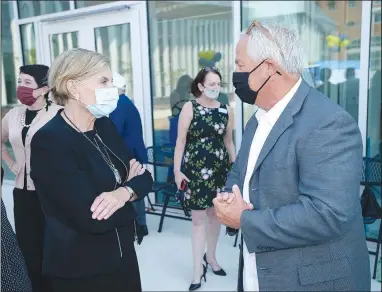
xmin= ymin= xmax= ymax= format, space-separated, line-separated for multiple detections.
xmin=124 ymin=186 xmax=135 ymax=201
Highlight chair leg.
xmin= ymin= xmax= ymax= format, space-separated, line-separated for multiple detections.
xmin=147 ymin=195 xmax=155 ymax=212
xmin=158 ymin=194 xmax=170 ymax=233
xmin=372 ymin=230 xmax=381 ymax=279
xmin=234 ymin=230 xmax=239 ymax=247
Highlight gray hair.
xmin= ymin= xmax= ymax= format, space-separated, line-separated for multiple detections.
xmin=243 ymin=22 xmax=305 ymax=75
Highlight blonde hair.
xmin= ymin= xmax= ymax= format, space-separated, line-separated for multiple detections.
xmin=48 ymin=48 xmax=110 ymax=105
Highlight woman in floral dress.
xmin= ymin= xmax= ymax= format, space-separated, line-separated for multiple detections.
xmin=173 ymin=67 xmax=236 ymax=291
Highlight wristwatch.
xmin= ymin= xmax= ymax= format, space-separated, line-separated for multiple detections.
xmin=124 ymin=186 xmax=135 ymax=202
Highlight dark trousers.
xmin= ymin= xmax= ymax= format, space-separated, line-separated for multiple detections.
xmin=50 ymin=248 xmax=142 ymax=292
xmin=13 ymin=188 xmax=52 ymax=292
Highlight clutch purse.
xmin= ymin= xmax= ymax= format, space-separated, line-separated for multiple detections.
xmin=175 ymin=179 xmax=191 ymax=217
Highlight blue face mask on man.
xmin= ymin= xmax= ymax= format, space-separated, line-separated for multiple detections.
xmin=232 ymin=60 xmax=281 ymax=105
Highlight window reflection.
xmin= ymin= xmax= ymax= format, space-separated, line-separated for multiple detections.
xmin=49 ymin=32 xmax=78 ymax=61
xmin=365 ymin=0 xmax=381 ymax=252
xmin=367 ymin=0 xmax=382 ymax=159
xmin=75 ymin=1 xmax=115 ymax=9
xmin=148 ymin=1 xmax=234 ymax=204
xmin=242 ymin=0 xmax=363 ymax=125
xmin=17 ymin=1 xmax=70 ymax=19
xmin=1 ymin=0 xmax=19 ymax=106
xmin=20 ymin=23 xmax=36 ymax=65
xmin=94 ymin=23 xmax=133 ymax=100
xmin=1 ymin=1 xmax=20 ymax=181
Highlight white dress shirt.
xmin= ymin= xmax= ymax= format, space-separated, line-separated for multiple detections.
xmin=242 ymin=78 xmax=302 ymax=291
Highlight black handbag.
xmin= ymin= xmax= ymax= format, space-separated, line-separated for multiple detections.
xmin=175 ymin=184 xmax=191 ymax=217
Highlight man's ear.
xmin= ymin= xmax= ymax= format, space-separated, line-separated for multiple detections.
xmin=265 ymin=59 xmax=280 ymax=76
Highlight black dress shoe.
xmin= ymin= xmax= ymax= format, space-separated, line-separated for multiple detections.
xmin=136 ymin=224 xmax=149 ymax=245
xmin=189 ymin=264 xmax=207 ymax=291
xmin=203 ymin=253 xmax=226 ymax=276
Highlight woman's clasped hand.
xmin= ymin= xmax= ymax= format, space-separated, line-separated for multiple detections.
xmin=90 ymin=159 xmax=146 ymax=221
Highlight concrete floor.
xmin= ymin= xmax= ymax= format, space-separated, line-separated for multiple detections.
xmin=1 ymin=181 xmax=380 ymax=291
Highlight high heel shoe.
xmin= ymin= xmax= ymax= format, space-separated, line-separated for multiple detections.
xmin=203 ymin=253 xmax=227 ymax=276
xmin=189 ymin=264 xmax=207 ymax=291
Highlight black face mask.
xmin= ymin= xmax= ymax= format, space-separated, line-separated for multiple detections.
xmin=232 ymin=60 xmax=281 ymax=105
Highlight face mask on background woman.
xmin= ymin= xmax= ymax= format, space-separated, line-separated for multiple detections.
xmin=203 ymin=87 xmax=220 ymax=99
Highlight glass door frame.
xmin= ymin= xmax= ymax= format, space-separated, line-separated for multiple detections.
xmin=39 ymin=9 xmax=145 ymax=122
xmin=13 ymin=1 xmax=154 ymax=202
xmin=28 ymin=1 xmax=153 ymax=160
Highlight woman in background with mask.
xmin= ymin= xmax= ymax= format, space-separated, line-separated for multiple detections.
xmin=173 ymin=67 xmax=235 ymax=291
xmin=30 ymin=48 xmax=153 ymax=292
xmin=1 ymin=64 xmax=62 ymax=292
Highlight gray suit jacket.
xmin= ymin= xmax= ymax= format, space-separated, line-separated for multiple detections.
xmin=226 ymin=81 xmax=370 ymax=291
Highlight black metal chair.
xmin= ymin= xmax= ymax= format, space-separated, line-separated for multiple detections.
xmin=145 ymin=146 xmax=175 ymax=212
xmin=361 ymin=157 xmax=382 ymax=280
xmin=158 ymin=184 xmax=182 ymax=232
xmin=233 ymin=230 xmax=240 ymax=247
xmin=146 ymin=146 xmax=192 ymax=232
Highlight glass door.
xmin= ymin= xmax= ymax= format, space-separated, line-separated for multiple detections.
xmin=49 ymin=31 xmax=79 ymax=61
xmin=40 ymin=9 xmax=144 ymax=119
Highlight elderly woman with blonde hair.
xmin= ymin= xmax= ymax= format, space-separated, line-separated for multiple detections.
xmin=30 ymin=48 xmax=153 ymax=292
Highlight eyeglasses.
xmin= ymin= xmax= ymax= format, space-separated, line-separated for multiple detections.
xmin=246 ymin=20 xmax=285 ymax=61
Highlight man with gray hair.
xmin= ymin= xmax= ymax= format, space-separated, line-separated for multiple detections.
xmin=213 ymin=21 xmax=370 ymax=291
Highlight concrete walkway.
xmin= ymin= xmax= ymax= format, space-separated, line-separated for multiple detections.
xmin=1 ymin=181 xmax=380 ymax=291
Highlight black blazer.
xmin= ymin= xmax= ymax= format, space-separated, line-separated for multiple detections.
xmin=30 ymin=110 xmax=153 ymax=278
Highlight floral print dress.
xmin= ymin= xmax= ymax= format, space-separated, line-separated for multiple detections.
xmin=183 ymin=100 xmax=230 ymax=210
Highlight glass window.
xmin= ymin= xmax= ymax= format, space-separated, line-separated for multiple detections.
xmin=348 ymin=1 xmax=357 ymax=8
xmin=328 ymin=0 xmax=336 ymax=11
xmin=94 ymin=23 xmax=134 ymax=100
xmin=75 ymin=1 xmax=115 ymax=9
xmin=49 ymin=31 xmax=78 ymax=62
xmin=371 ymin=36 xmax=381 ymax=46
xmin=20 ymin=23 xmax=37 ymax=65
xmin=365 ymin=0 xmax=382 ymax=248
xmin=348 ymin=39 xmax=361 ymax=49
xmin=148 ymin=1 xmax=234 ymax=205
xmin=242 ymin=1 xmax=363 ymax=125
xmin=1 ymin=1 xmax=20 ymax=181
xmin=348 ymin=52 xmax=361 ymax=60
xmin=374 ymin=13 xmax=381 ymax=24
xmin=1 ymin=0 xmax=19 ymax=106
xmin=17 ymin=1 xmax=70 ymax=19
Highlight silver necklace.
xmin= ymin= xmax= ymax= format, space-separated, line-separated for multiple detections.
xmin=63 ymin=111 xmax=122 ymax=184
xmin=93 ymin=134 xmax=122 ymax=184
